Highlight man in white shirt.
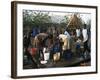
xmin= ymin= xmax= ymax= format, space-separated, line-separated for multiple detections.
xmin=76 ymin=28 xmax=81 ymax=38
xmin=82 ymin=24 xmax=90 ymax=58
xmin=82 ymin=28 xmax=88 ymax=42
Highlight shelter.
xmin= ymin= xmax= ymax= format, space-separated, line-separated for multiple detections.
xmin=67 ymin=14 xmax=83 ymax=30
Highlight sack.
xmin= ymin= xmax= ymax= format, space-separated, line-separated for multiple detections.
xmin=53 ymin=52 xmax=60 ymax=61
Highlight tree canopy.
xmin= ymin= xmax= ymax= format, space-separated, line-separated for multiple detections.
xmin=23 ymin=10 xmax=52 ymax=29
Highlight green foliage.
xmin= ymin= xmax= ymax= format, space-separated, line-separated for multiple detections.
xmin=32 ymin=11 xmax=51 ymax=25
xmin=23 ymin=10 xmax=33 ymax=27
xmin=59 ymin=15 xmax=68 ymax=28
xmin=23 ymin=10 xmax=70 ymax=33
xmin=23 ymin=10 xmax=51 ymax=29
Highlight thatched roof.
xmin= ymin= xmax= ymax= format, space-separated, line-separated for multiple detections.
xmin=67 ymin=14 xmax=82 ymax=29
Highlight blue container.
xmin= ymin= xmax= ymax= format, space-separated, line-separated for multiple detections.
xmin=63 ymin=50 xmax=72 ymax=60
xmin=76 ymin=43 xmax=80 ymax=49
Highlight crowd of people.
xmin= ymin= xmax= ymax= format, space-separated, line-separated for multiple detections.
xmin=23 ymin=24 xmax=91 ymax=68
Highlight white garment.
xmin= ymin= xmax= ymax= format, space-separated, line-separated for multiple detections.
xmin=59 ymin=34 xmax=68 ymax=40
xmin=82 ymin=29 xmax=88 ymax=42
xmin=59 ymin=34 xmax=70 ymax=50
xmin=64 ymin=31 xmax=71 ymax=39
xmin=76 ymin=29 xmax=81 ymax=37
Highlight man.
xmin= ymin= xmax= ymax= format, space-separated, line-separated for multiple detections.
xmin=76 ymin=28 xmax=81 ymax=38
xmin=82 ymin=24 xmax=90 ymax=59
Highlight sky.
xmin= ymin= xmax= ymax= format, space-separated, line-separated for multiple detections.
xmin=49 ymin=12 xmax=91 ymax=23
xmin=24 ymin=10 xmax=91 ymax=24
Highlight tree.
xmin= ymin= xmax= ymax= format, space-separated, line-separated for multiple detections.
xmin=32 ymin=11 xmax=51 ymax=26
xmin=23 ymin=10 xmax=52 ymax=30
xmin=86 ymin=19 xmax=91 ymax=29
xmin=23 ymin=10 xmax=33 ymax=28
xmin=59 ymin=15 xmax=69 ymax=28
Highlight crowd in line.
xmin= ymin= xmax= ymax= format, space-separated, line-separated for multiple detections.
xmin=23 ymin=24 xmax=90 ymax=67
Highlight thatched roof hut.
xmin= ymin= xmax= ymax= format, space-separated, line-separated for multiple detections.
xmin=67 ymin=14 xmax=82 ymax=30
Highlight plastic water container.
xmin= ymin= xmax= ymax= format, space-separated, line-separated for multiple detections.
xmin=63 ymin=50 xmax=72 ymax=60
xmin=44 ymin=52 xmax=50 ymax=61
xmin=28 ymin=48 xmax=37 ymax=56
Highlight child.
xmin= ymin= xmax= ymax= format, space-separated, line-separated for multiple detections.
xmin=75 ymin=37 xmax=83 ymax=58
